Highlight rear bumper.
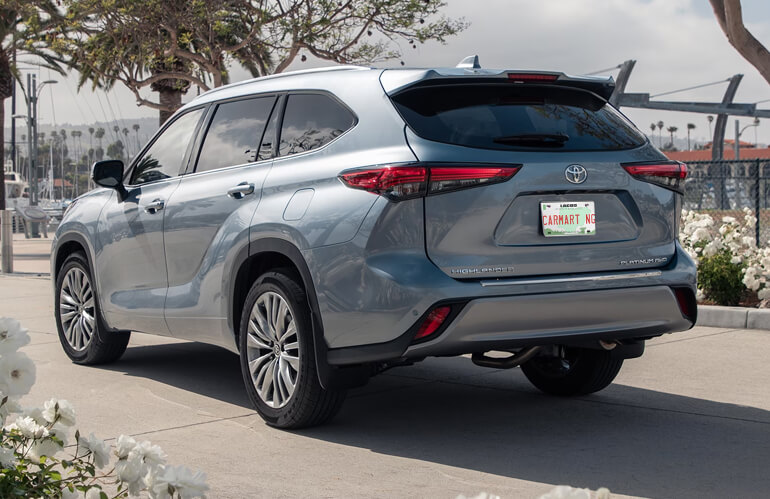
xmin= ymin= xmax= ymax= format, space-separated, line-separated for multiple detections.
xmin=405 ymin=285 xmax=692 ymax=358
xmin=328 ymin=284 xmax=694 ymax=365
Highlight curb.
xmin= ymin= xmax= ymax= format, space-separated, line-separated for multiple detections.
xmin=697 ymin=305 xmax=770 ymax=331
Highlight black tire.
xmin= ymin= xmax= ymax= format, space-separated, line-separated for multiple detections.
xmin=239 ymin=269 xmax=346 ymax=429
xmin=521 ymin=347 xmax=623 ymax=396
xmin=55 ymin=251 xmax=130 ymax=365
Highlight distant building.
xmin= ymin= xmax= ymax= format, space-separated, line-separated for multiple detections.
xmin=664 ymin=140 xmax=770 ymax=162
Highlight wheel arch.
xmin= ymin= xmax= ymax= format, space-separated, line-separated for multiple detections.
xmin=230 ymin=237 xmax=368 ymax=390
xmin=54 ymin=232 xmax=94 ymax=282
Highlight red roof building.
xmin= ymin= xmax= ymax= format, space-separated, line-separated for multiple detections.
xmin=664 ymin=148 xmax=770 ymax=162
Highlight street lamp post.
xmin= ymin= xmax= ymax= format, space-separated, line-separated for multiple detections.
xmin=734 ymin=118 xmax=761 ymax=160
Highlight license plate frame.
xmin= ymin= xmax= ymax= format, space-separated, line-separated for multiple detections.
xmin=540 ymin=201 xmax=596 ymax=237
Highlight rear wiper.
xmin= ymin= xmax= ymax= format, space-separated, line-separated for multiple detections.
xmin=493 ymin=133 xmax=569 ymax=148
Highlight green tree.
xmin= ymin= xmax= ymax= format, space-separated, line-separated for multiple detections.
xmin=56 ymin=0 xmax=466 ymax=124
xmin=0 ymin=1 xmax=63 ymax=210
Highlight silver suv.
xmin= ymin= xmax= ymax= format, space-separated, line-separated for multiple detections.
xmin=52 ymin=64 xmax=697 ymax=428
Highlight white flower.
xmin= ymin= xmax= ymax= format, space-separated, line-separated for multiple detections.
xmin=133 ymin=440 xmax=167 ymax=468
xmin=115 ymin=434 xmax=137 ymax=459
xmin=8 ymin=415 xmax=48 ymax=439
xmin=150 ymin=464 xmax=208 ymax=499
xmin=731 ymin=256 xmax=743 ymax=264
xmin=42 ymin=398 xmax=76 ymax=427
xmin=79 ymin=433 xmax=111 ymax=469
xmin=0 ymin=352 xmax=36 ymax=396
xmin=722 ymin=216 xmax=736 ymax=224
xmin=116 ymin=451 xmax=146 ymax=495
xmin=0 ymin=445 xmax=16 ymax=468
xmin=0 ymin=318 xmax=30 ymax=355
xmin=759 ymin=288 xmax=770 ymax=300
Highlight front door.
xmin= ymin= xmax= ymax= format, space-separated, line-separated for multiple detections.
xmin=96 ymin=108 xmax=205 ymax=335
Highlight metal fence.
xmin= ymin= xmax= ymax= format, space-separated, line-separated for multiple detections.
xmin=684 ymin=159 xmax=770 ymax=245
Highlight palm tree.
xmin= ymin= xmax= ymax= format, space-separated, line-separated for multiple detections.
xmin=657 ymin=121 xmax=664 ymax=148
xmin=70 ymin=130 xmax=82 ymax=196
xmin=88 ymin=126 xmax=95 ymax=152
xmin=95 ymin=128 xmax=105 ymax=150
xmin=686 ymin=123 xmax=696 ymax=151
xmin=0 ymin=2 xmax=63 ymax=210
xmin=666 ymin=126 xmax=678 ymax=150
xmin=112 ymin=125 xmax=120 ymax=142
xmin=650 ymin=123 xmax=657 ymax=146
xmin=707 ymin=115 xmax=714 ymax=141
xmin=132 ymin=123 xmax=141 ymax=154
xmin=122 ymin=128 xmax=130 ymax=159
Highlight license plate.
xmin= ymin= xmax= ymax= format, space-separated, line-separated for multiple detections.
xmin=540 ymin=201 xmax=596 ymax=237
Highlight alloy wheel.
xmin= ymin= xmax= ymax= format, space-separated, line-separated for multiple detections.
xmin=245 ymin=291 xmax=300 ymax=409
xmin=59 ymin=267 xmax=96 ymax=351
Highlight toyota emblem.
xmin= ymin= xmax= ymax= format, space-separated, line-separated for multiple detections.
xmin=565 ymin=164 xmax=587 ymax=184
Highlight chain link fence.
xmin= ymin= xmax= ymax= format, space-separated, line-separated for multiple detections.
xmin=684 ymin=159 xmax=770 ymax=245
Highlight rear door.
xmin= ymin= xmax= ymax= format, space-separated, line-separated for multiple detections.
xmin=163 ymin=94 xmax=279 ymax=343
xmin=390 ymin=81 xmax=679 ymax=278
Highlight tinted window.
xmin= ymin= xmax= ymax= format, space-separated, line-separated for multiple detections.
xmin=391 ymin=84 xmax=646 ymax=151
xmin=130 ymin=109 xmax=204 ymax=185
xmin=278 ymin=94 xmax=356 ymax=157
xmin=196 ymin=96 xmax=277 ymax=173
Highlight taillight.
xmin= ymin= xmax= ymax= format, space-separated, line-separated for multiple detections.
xmin=414 ymin=306 xmax=451 ymax=341
xmin=507 ymin=73 xmax=559 ymax=82
xmin=621 ymin=161 xmax=687 ymax=193
xmin=339 ymin=164 xmax=521 ymax=201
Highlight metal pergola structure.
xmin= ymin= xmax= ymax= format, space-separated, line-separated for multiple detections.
xmin=603 ymin=60 xmax=770 ymax=160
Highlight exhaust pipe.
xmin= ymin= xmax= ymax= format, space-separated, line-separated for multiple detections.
xmin=472 ymin=346 xmax=541 ymax=369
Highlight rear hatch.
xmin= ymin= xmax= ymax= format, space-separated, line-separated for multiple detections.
xmin=385 ymin=71 xmax=683 ymax=279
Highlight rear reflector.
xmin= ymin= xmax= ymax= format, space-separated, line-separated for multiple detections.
xmin=339 ymin=164 xmax=521 ymax=201
xmin=507 ymin=73 xmax=559 ymax=82
xmin=414 ymin=306 xmax=451 ymax=341
xmin=622 ymin=161 xmax=687 ymax=193
xmin=672 ymin=287 xmax=697 ymax=323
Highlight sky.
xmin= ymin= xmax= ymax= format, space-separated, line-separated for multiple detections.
xmin=8 ymin=0 xmax=770 ymax=147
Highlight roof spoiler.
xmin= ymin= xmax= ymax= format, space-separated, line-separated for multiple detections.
xmin=381 ymin=63 xmax=616 ymax=101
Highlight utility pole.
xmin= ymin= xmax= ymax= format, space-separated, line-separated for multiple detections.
xmin=1 ymin=51 xmax=16 ymax=272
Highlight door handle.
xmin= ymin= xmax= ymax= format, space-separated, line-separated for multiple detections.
xmin=227 ymin=182 xmax=255 ymax=200
xmin=145 ymin=199 xmax=165 ymax=214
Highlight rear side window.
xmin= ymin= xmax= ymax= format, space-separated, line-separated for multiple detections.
xmin=196 ymin=96 xmax=277 ymax=172
xmin=278 ymin=93 xmax=356 ymax=157
xmin=391 ymin=84 xmax=646 ymax=151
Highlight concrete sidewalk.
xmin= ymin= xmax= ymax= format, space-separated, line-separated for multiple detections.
xmin=1 ymin=273 xmax=769 ymax=498
xmin=0 ymin=233 xmax=52 ymax=275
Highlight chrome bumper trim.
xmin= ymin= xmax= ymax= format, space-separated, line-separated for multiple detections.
xmin=479 ymin=270 xmax=663 ymax=287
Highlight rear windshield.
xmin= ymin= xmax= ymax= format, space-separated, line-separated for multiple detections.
xmin=390 ymin=83 xmax=646 ymax=151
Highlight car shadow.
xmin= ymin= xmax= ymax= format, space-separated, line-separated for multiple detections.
xmin=107 ymin=342 xmax=770 ymax=499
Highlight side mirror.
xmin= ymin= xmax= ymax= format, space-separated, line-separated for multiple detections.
xmin=92 ymin=160 xmax=128 ymax=200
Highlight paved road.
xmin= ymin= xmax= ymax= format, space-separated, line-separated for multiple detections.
xmin=1 ymin=274 xmax=769 ymax=498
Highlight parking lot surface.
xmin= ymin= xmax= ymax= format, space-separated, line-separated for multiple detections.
xmin=1 ymin=274 xmax=768 ymax=498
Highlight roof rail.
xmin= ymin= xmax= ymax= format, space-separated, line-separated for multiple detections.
xmin=194 ymin=65 xmax=370 ymax=100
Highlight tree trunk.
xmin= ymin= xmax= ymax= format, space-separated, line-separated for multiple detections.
xmin=157 ymin=87 xmax=183 ymax=126
xmin=710 ymin=0 xmax=770 ymax=86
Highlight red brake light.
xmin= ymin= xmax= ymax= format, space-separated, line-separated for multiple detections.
xmin=339 ymin=166 xmax=427 ymax=201
xmin=507 ymin=73 xmax=559 ymax=82
xmin=430 ymin=166 xmax=520 ymax=194
xmin=414 ymin=306 xmax=451 ymax=341
xmin=339 ymin=164 xmax=520 ymax=201
xmin=622 ymin=161 xmax=687 ymax=193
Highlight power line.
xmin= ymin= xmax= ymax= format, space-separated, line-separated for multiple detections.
xmin=650 ymin=78 xmax=731 ymax=98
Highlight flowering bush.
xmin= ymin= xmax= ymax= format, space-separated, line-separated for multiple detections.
xmin=679 ymin=208 xmax=770 ymax=306
xmin=0 ymin=317 xmax=208 ymax=498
